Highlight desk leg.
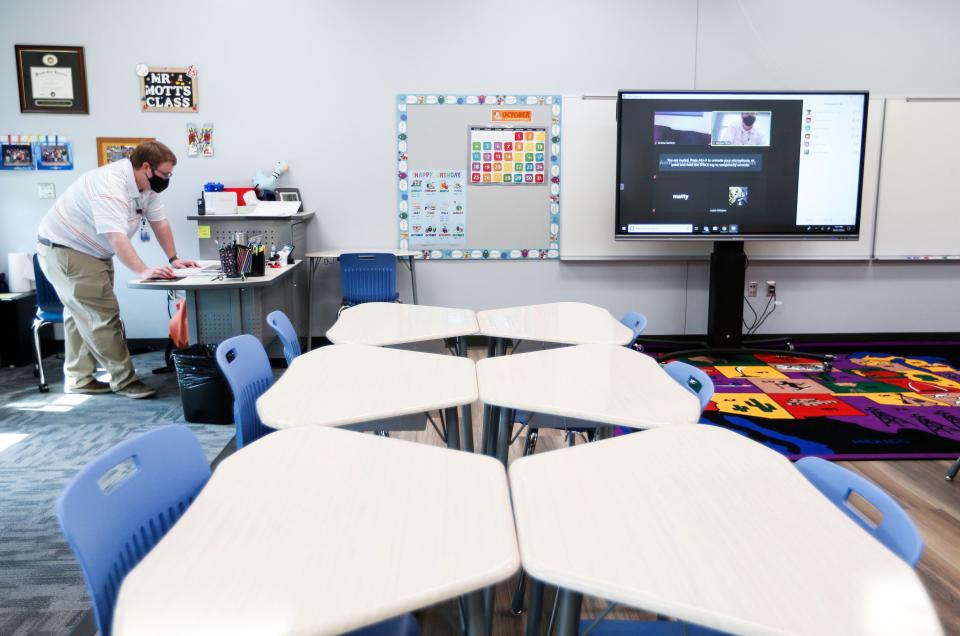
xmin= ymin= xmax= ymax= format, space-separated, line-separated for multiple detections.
xmin=466 ymin=590 xmax=488 ymax=636
xmin=480 ymin=338 xmax=502 ymax=456
xmin=409 ymin=256 xmax=418 ymax=305
xmin=496 ymin=408 xmax=514 ymax=467
xmin=456 ymin=336 xmax=474 ymax=452
xmin=306 ymin=257 xmax=317 ymax=351
xmin=444 ymin=406 xmax=461 ymax=451
xmin=525 ymin=580 xmax=544 ymax=636
xmin=185 ymin=290 xmax=199 ymax=345
xmin=554 ymin=589 xmax=583 ymax=636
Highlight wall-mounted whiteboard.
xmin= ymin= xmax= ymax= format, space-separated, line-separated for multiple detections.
xmin=874 ymin=99 xmax=960 ymax=260
xmin=560 ymin=95 xmax=883 ymax=261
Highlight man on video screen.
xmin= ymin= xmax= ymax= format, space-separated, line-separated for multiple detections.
xmin=718 ymin=112 xmax=768 ymax=146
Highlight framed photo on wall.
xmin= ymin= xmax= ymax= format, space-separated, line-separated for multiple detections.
xmin=96 ymin=137 xmax=154 ymax=166
xmin=15 ymin=45 xmax=89 ymax=114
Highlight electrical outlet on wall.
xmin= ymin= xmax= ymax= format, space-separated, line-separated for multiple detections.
xmin=766 ymin=281 xmax=777 ymax=297
xmin=747 ymin=281 xmax=758 ymax=297
xmin=38 ymin=183 xmax=56 ymax=199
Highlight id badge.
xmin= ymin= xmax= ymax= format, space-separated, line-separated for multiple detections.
xmin=140 ymin=216 xmax=150 ymax=242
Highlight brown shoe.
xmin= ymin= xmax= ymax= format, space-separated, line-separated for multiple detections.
xmin=114 ymin=380 xmax=158 ymax=399
xmin=66 ymin=380 xmax=113 ymax=395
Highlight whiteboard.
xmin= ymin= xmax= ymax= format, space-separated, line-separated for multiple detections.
xmin=874 ymin=99 xmax=960 ymax=260
xmin=560 ymin=95 xmax=883 ymax=261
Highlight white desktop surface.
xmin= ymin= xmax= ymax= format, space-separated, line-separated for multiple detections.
xmin=126 ymin=260 xmax=300 ymax=290
xmin=306 ymin=248 xmax=419 ymax=258
xmin=476 ymin=302 xmax=633 ymax=346
xmin=476 ymin=344 xmax=701 ymax=428
xmin=257 ymin=344 xmax=478 ymax=429
xmin=114 ymin=427 xmax=520 ymax=636
xmin=508 ymin=425 xmax=943 ymax=636
xmin=327 ymin=303 xmax=479 ymax=346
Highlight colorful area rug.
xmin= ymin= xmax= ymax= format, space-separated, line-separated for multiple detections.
xmin=669 ymin=351 xmax=960 ymax=460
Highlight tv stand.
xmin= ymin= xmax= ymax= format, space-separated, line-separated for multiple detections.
xmin=662 ymin=240 xmax=833 ymax=367
xmin=707 ymin=241 xmax=747 ymax=348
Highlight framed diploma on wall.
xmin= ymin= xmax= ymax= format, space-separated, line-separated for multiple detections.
xmin=15 ymin=45 xmax=89 ymax=114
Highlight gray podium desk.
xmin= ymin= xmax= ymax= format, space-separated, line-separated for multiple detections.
xmin=304 ymin=248 xmax=420 ymax=351
xmin=190 ymin=212 xmax=314 ymax=343
xmin=127 ymin=261 xmax=302 ymax=353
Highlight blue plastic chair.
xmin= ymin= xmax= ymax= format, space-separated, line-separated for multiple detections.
xmin=579 ymin=621 xmax=727 ymax=635
xmin=662 ymin=360 xmax=715 ymax=412
xmin=795 ymin=456 xmax=924 ymax=566
xmin=56 ymin=425 xmax=212 ymax=636
xmin=266 ymin=309 xmax=301 ymax=366
xmin=620 ymin=311 xmax=648 ymax=349
xmin=216 ymin=334 xmax=275 ymax=449
xmin=32 ymin=253 xmax=64 ymax=393
xmin=339 ymin=253 xmax=399 ymax=310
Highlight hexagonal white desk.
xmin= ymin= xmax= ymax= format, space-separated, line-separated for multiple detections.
xmin=508 ymin=425 xmax=943 ymax=636
xmin=113 ymin=427 xmax=520 ymax=636
xmin=476 ymin=302 xmax=633 ymax=347
xmin=476 ymin=344 xmax=702 ymax=464
xmin=327 ymin=303 xmax=479 ymax=347
xmin=326 ymin=305 xmax=480 ymax=450
xmin=256 ymin=344 xmax=478 ymax=450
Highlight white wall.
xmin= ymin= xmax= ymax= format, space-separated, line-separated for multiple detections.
xmin=2 ymin=0 xmax=959 ymax=338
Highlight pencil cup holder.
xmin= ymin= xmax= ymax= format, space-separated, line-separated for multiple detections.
xmin=218 ymin=245 xmax=241 ymax=278
xmin=250 ymin=252 xmax=265 ymax=277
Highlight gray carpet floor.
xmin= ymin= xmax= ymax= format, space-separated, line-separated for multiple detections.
xmin=0 ymin=350 xmax=235 ymax=636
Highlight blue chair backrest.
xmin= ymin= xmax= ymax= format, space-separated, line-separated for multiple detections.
xmin=266 ymin=310 xmax=300 ymax=366
xmin=795 ymin=456 xmax=924 ymax=566
xmin=663 ymin=360 xmax=715 ymax=411
xmin=56 ymin=425 xmax=211 ymax=636
xmin=339 ymin=253 xmax=398 ymax=305
xmin=215 ymin=334 xmax=274 ymax=448
xmin=619 ymin=311 xmax=648 ymax=343
xmin=33 ymin=253 xmax=64 ymax=316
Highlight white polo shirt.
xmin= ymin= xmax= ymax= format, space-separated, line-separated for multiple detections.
xmin=38 ymin=159 xmax=166 ymax=259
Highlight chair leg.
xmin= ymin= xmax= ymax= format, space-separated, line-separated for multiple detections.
xmin=947 ymin=457 xmax=960 ymax=481
xmin=33 ymin=320 xmax=49 ymax=393
xmin=523 ymin=427 xmax=539 ymax=457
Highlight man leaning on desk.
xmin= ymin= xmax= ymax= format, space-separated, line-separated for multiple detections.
xmin=36 ymin=141 xmax=198 ymax=399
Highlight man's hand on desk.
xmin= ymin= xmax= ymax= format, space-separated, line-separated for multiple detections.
xmin=140 ymin=265 xmax=176 ymax=280
xmin=170 ymin=258 xmax=201 ymax=268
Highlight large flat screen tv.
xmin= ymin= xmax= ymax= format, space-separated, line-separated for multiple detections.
xmin=615 ymin=90 xmax=869 ymax=240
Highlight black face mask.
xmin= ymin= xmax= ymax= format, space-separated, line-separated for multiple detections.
xmin=148 ymin=168 xmax=170 ymax=193
xmin=742 ymin=115 xmax=757 ymax=127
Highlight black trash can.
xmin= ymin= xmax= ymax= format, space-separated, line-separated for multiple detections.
xmin=172 ymin=345 xmax=234 ymax=424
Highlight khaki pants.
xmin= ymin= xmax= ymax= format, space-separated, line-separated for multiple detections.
xmin=36 ymin=243 xmax=136 ymax=391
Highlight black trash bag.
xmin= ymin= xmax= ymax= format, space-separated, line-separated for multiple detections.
xmin=172 ymin=344 xmax=233 ymax=424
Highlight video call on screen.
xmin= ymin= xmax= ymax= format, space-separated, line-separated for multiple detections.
xmin=615 ymin=94 xmax=862 ymax=238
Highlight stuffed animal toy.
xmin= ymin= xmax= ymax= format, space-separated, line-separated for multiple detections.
xmin=253 ymin=160 xmax=289 ymax=197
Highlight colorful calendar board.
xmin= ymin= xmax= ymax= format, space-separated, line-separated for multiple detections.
xmin=469 ymin=127 xmax=547 ymax=185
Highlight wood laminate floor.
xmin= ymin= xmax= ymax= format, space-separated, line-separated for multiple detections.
xmin=394 ymin=347 xmax=960 ymax=636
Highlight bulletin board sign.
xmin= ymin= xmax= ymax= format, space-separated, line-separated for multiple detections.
xmin=139 ymin=66 xmax=198 ymax=112
xmin=397 ymin=94 xmax=561 ymax=260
